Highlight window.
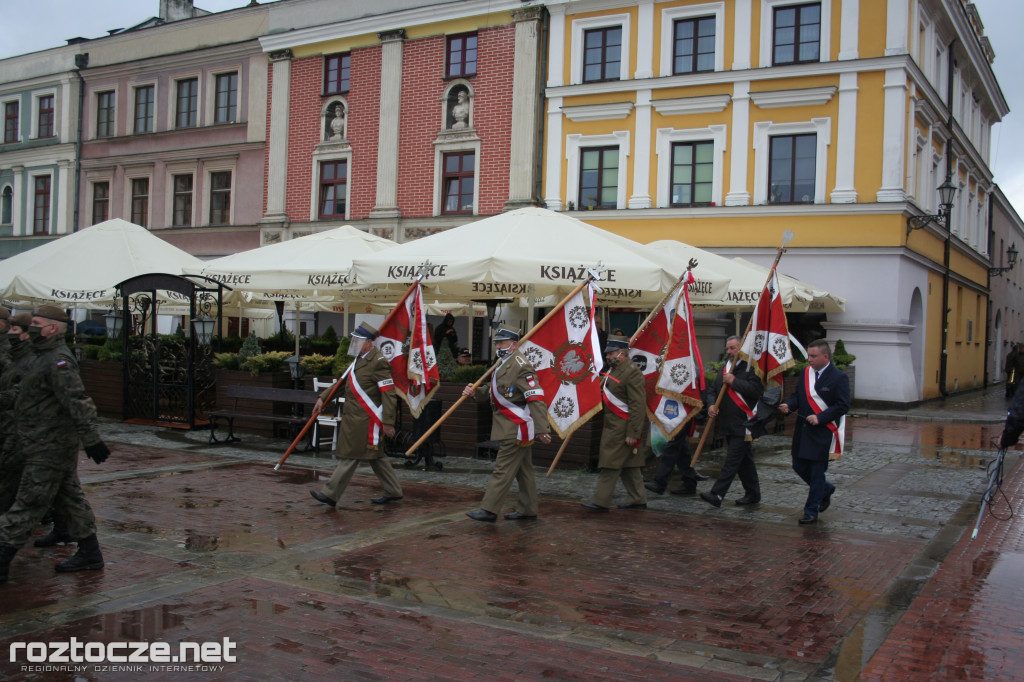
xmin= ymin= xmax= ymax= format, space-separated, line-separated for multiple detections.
xmin=172 ymin=174 xmax=193 ymax=226
xmin=447 ymin=33 xmax=478 ymax=78
xmin=441 ymin=152 xmax=475 ymax=214
xmin=318 ymin=160 xmax=347 ymax=218
xmin=579 ymin=147 xmax=619 ymax=210
xmin=131 ymin=178 xmax=149 ymax=227
xmin=92 ymin=182 xmax=109 ymax=225
xmin=175 ymin=78 xmax=198 ymax=128
xmin=209 ymin=171 xmax=231 ymax=224
xmin=96 ymin=91 xmax=115 ymax=137
xmin=214 ymin=73 xmax=237 ymax=124
xmin=323 ymin=54 xmax=350 ymax=95
xmin=583 ymin=27 xmax=622 ymax=83
xmin=768 ymin=134 xmax=816 ymax=203
xmin=33 ymin=176 xmax=50 ymax=235
xmin=37 ymin=95 xmax=54 ymax=138
xmin=773 ymin=3 xmax=821 ymax=65
xmin=4 ymin=101 xmax=19 ymax=143
xmin=134 ymin=85 xmax=154 ymax=133
xmin=1 ymin=186 xmax=12 ymax=224
xmin=673 ymin=17 xmax=716 ymax=74
xmin=670 ymin=141 xmax=714 ymax=206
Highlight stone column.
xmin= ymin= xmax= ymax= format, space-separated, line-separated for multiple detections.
xmin=725 ymin=81 xmax=751 ymax=206
xmin=56 ymin=159 xmax=73 ymax=234
xmin=877 ymin=68 xmax=908 ymax=202
xmin=505 ymin=7 xmax=543 ymax=211
xmin=830 ymin=72 xmax=859 ymax=203
xmin=371 ymin=29 xmax=405 ymax=219
xmin=628 ymin=89 xmax=652 ymax=209
xmin=262 ymin=49 xmax=292 ymax=226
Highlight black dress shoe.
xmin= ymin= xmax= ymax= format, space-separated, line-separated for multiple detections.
xmin=670 ymin=486 xmax=697 ymax=496
xmin=694 ymin=472 xmax=710 ymax=481
xmin=503 ymin=511 xmax=538 ymax=520
xmin=819 ymin=486 xmax=836 ymax=513
xmin=735 ymin=496 xmax=761 ymax=506
xmin=371 ymin=495 xmax=403 ymax=505
xmin=616 ymin=503 xmax=647 ymax=509
xmin=466 ymin=509 xmax=497 ymax=522
xmin=798 ymin=514 xmax=818 ymax=524
xmin=699 ymin=491 xmax=722 ymax=508
xmin=580 ymin=501 xmax=609 ymax=512
xmin=310 ymin=490 xmax=336 ymax=507
xmin=644 ymin=482 xmax=666 ymax=495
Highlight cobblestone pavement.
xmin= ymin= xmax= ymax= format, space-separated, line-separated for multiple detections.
xmin=0 ymin=386 xmax=1019 ymax=680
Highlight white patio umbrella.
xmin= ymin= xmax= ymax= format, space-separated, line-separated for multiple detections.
xmin=731 ymin=257 xmax=845 ymax=313
xmin=0 ymin=218 xmax=205 ymax=306
xmin=350 ymin=207 xmax=731 ymax=306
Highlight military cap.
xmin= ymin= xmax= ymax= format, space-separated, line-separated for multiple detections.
xmin=351 ymin=322 xmax=379 ymax=340
xmin=0 ymin=308 xmax=8 ymax=321
xmin=604 ymin=334 xmax=630 ymax=353
xmin=493 ymin=328 xmax=520 ymax=343
xmin=9 ymin=312 xmax=32 ymax=329
xmin=34 ymin=305 xmax=68 ymax=323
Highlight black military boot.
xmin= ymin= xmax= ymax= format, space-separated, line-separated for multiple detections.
xmin=34 ymin=519 xmax=73 ymax=547
xmin=54 ymin=534 xmax=104 ymax=572
xmin=0 ymin=544 xmax=18 ymax=584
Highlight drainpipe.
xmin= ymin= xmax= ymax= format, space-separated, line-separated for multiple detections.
xmin=983 ymin=197 xmax=994 ymax=387
xmin=939 ymin=40 xmax=956 ymax=398
xmin=72 ymin=53 xmax=88 ymax=233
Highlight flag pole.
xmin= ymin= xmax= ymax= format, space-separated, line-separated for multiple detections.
xmin=274 ymin=271 xmax=425 ymax=471
xmin=690 ymin=232 xmax=793 ymax=468
xmin=405 ymin=271 xmax=603 ymax=456
xmin=629 ymin=259 xmax=698 ymax=345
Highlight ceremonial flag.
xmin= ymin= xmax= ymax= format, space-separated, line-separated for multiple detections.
xmin=374 ymin=283 xmax=439 ymax=418
xmin=631 ymin=272 xmax=705 ymax=441
xmin=519 ymin=281 xmax=602 ymax=438
xmin=738 ymin=267 xmax=794 ymax=386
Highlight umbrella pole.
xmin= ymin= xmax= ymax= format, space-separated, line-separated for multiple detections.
xmin=405 ymin=276 xmax=597 ymax=456
xmin=343 ymin=292 xmax=350 ymax=336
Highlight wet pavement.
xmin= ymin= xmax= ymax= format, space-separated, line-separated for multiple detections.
xmin=0 ymin=386 xmax=1020 ymax=680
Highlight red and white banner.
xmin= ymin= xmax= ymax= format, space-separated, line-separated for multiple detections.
xmin=631 ymin=273 xmax=705 ymax=439
xmin=519 ymin=281 xmax=603 ymax=438
xmin=374 ymin=283 xmax=439 ymax=418
xmin=738 ymin=268 xmax=794 ymax=387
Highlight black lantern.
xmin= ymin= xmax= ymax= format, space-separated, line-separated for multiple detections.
xmin=104 ymin=311 xmax=123 ymax=339
xmin=191 ymin=316 xmax=216 ymax=346
xmin=907 ymin=177 xmax=957 ymax=236
xmin=989 ymin=242 xmax=1019 ymax=276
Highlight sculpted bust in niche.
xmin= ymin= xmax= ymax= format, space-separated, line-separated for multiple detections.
xmin=327 ymin=103 xmax=345 ymax=141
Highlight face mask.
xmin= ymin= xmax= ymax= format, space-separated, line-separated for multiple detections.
xmin=348 ymin=337 xmax=366 ymax=357
xmin=7 ymin=333 xmax=21 ymax=347
xmin=496 ymin=346 xmax=511 ymax=359
xmin=27 ymin=325 xmax=43 ymax=342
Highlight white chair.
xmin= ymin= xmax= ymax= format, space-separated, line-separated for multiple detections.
xmin=312 ymin=377 xmax=343 ymax=452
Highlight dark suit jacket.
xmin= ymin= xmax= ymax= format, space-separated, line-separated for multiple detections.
xmin=783 ymin=363 xmax=850 ymax=461
xmin=707 ymin=359 xmax=763 ymax=438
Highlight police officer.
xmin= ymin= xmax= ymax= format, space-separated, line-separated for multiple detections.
xmin=309 ymin=323 xmax=404 ymax=508
xmin=463 ymin=328 xmax=551 ymax=522
xmin=0 ymin=313 xmax=34 ymax=514
xmin=582 ymin=335 xmax=647 ymax=512
xmin=0 ymin=305 xmax=111 ymax=584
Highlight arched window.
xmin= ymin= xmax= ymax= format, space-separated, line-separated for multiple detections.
xmin=1 ymin=186 xmax=12 ymax=224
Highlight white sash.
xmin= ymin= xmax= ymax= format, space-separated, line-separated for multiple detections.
xmin=804 ymin=366 xmax=845 ymax=458
xmin=349 ymin=364 xmax=383 ymax=446
xmin=491 ymin=367 xmax=534 ymax=444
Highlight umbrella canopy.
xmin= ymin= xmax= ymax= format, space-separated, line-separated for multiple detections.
xmin=732 ymin=257 xmax=845 ymax=313
xmin=351 ymin=207 xmax=730 ymax=306
xmin=190 ymin=225 xmax=398 ymax=298
xmin=0 ymin=218 xmax=204 ymax=306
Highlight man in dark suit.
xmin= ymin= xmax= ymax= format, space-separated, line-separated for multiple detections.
xmin=779 ymin=339 xmax=850 ymax=524
xmin=700 ymin=335 xmax=764 ymax=507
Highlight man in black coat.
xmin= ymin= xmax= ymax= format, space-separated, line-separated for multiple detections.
xmin=779 ymin=339 xmax=850 ymax=524
xmin=999 ymin=382 xmax=1024 ymax=449
xmin=699 ymin=336 xmax=764 ymax=507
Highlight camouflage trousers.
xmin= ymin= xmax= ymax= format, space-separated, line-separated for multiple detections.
xmin=0 ymin=451 xmax=96 ymax=549
xmin=0 ymin=441 xmax=24 ymax=514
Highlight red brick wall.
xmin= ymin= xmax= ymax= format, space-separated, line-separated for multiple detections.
xmin=469 ymin=24 xmax=514 ymax=215
xmin=348 ymin=47 xmax=383 ymax=219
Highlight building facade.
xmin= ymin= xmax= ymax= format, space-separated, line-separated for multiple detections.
xmin=987 ymin=186 xmax=1024 ymax=384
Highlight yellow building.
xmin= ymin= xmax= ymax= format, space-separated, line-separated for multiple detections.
xmin=540 ymin=0 xmax=1008 ymax=404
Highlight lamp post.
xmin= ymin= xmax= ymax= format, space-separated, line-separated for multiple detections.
xmin=988 ymin=242 xmax=1019 ymax=276
xmin=906 ymin=177 xmax=957 ymax=236
xmin=191 ymin=316 xmax=216 ymax=347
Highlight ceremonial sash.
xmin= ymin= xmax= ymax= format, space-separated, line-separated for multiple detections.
xmin=349 ymin=364 xmax=383 ymax=447
xmin=724 ymin=361 xmax=755 ymax=418
xmin=803 ymin=366 xmax=845 ymax=458
xmin=491 ymin=367 xmax=534 ymax=445
xmin=602 ymin=372 xmax=629 ymax=420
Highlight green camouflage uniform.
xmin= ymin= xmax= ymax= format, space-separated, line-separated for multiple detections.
xmin=0 ymin=339 xmax=36 ymax=512
xmin=0 ymin=335 xmax=102 ymax=548
xmin=0 ymin=336 xmax=11 ymax=375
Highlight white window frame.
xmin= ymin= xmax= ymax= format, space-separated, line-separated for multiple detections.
xmin=165 ymin=163 xmax=198 ymax=227
xmin=171 ymin=72 xmax=203 ymax=129
xmin=433 ymin=139 xmax=482 ymax=216
xmin=2 ymin=95 xmax=21 ymax=144
xmin=310 ymin=149 xmax=353 ymax=221
xmin=570 ymin=14 xmax=632 ymax=85
xmin=201 ymin=159 xmax=237 ymax=227
xmin=29 ymin=170 xmax=54 ymax=235
xmin=93 ymin=86 xmax=119 ymax=139
xmin=655 ymin=125 xmax=727 ymax=207
xmin=752 ymin=118 xmax=830 ymax=205
xmin=659 ymin=3 xmax=725 ymax=77
xmin=124 ymin=171 xmax=153 ymax=227
xmin=30 ymin=88 xmax=57 ymax=140
xmin=759 ymin=0 xmax=832 ymax=67
xmin=566 ymin=131 xmax=630 ymax=210
xmin=87 ymin=175 xmax=113 ymax=225
xmin=130 ymin=80 xmax=158 ymax=135
xmin=207 ymin=67 xmax=241 ymax=126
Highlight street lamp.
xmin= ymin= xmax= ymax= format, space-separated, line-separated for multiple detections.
xmin=907 ymin=177 xmax=957 ymax=236
xmin=104 ymin=311 xmax=123 ymax=339
xmin=989 ymin=242 xmax=1019 ymax=276
xmin=191 ymin=316 xmax=216 ymax=346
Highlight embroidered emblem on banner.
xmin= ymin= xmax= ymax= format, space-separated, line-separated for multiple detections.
xmin=772 ymin=336 xmax=789 ymax=360
xmin=567 ymin=305 xmax=589 ymax=330
xmin=662 ymin=400 xmax=679 ymax=420
xmin=669 ymin=363 xmax=691 ymax=387
xmin=553 ymin=395 xmax=576 ymax=420
xmin=553 ymin=341 xmax=591 ymax=385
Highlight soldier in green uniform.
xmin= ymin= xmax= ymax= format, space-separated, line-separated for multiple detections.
xmin=0 ymin=313 xmax=34 ymax=513
xmin=0 ymin=307 xmax=11 ymax=373
xmin=309 ymin=323 xmax=404 ymax=507
xmin=582 ymin=335 xmax=647 ymax=512
xmin=463 ymin=328 xmax=551 ymax=523
xmin=0 ymin=306 xmax=111 ymax=585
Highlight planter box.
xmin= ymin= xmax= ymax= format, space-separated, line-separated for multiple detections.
xmin=80 ymin=359 xmax=123 ymax=419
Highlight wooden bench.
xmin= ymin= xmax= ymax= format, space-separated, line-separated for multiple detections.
xmin=208 ymin=385 xmax=320 ymax=446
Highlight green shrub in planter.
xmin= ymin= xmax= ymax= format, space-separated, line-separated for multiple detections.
xmin=240 ymin=350 xmax=291 ymax=375
xmin=238 ymin=332 xmax=262 ymax=363
xmin=437 ymin=342 xmax=457 ymax=381
xmin=80 ymin=345 xmax=101 ymax=360
xmin=331 ymin=336 xmax=354 ymax=376
xmin=220 ymin=332 xmax=243 ymax=353
xmin=214 ymin=352 xmax=241 ymax=370
xmin=96 ymin=339 xmax=122 ymax=362
xmin=832 ymin=339 xmax=856 ymax=370
xmin=301 ymin=353 xmax=334 ymax=377
xmin=453 ymin=364 xmax=489 ymax=383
